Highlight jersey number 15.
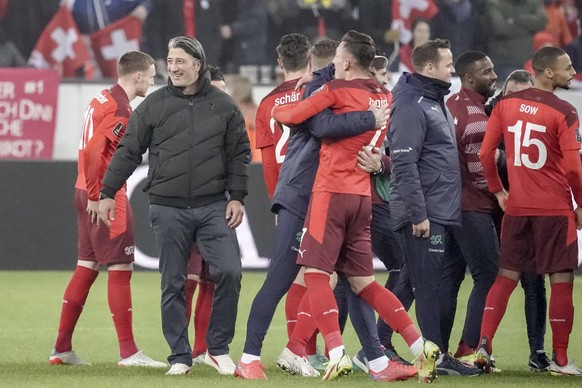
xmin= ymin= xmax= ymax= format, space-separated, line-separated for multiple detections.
xmin=508 ymin=120 xmax=547 ymax=170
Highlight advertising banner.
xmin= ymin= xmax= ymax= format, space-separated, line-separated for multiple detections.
xmin=0 ymin=69 xmax=59 ymax=159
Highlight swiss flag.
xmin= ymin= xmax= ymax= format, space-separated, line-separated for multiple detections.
xmin=90 ymin=16 xmax=142 ymax=78
xmin=391 ymin=0 xmax=439 ymax=45
xmin=28 ymin=5 xmax=89 ymax=77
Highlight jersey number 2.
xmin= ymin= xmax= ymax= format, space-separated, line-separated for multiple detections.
xmin=270 ymin=117 xmax=290 ymax=164
xmin=508 ymin=120 xmax=547 ymax=170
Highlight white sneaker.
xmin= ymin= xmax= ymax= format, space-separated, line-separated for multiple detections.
xmin=118 ymin=350 xmax=167 ymax=368
xmin=276 ymin=347 xmax=320 ymax=377
xmin=49 ymin=349 xmax=91 ymax=366
xmin=165 ymin=363 xmax=191 ymax=375
xmin=203 ymin=352 xmax=236 ymax=375
xmin=192 ymin=353 xmax=206 ymax=365
xmin=549 ymin=360 xmax=582 ymax=376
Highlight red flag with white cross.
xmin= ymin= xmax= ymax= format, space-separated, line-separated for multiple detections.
xmin=28 ymin=4 xmax=89 ymax=77
xmin=90 ymin=15 xmax=143 ymax=78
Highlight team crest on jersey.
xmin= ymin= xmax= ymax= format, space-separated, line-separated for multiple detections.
xmin=112 ymin=122 xmax=124 ymax=137
xmin=430 ymin=234 xmax=443 ymax=245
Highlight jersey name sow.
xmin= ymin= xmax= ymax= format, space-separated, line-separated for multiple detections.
xmin=519 ymin=104 xmax=538 ymax=115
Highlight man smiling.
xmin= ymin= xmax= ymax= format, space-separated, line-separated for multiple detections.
xmin=443 ymin=51 xmax=499 ymax=374
xmin=99 ymin=36 xmax=251 ymax=376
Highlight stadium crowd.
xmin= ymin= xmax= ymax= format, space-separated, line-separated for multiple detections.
xmin=2 ymin=0 xmax=582 ymax=85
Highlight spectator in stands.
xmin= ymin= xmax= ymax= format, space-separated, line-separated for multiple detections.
xmin=398 ymin=18 xmax=431 ymax=73
xmin=560 ymin=0 xmax=580 ymax=39
xmin=3 ymin=0 xmax=60 ymax=59
xmin=485 ymin=0 xmax=547 ymax=81
xmin=143 ymin=0 xmax=225 ymax=80
xmin=0 ymin=24 xmax=27 ymax=67
xmin=431 ymin=0 xmax=477 ymax=61
xmin=142 ymin=0 xmax=182 ymax=81
xmin=225 ymin=75 xmax=261 ymax=162
xmin=353 ymin=0 xmax=395 ymax=63
xmin=220 ymin=0 xmax=268 ymax=80
xmin=544 ymin=0 xmax=574 ymax=48
xmin=185 ymin=0 xmax=226 ymax=70
xmin=524 ymin=32 xmax=558 ymax=74
xmin=72 ymin=0 xmax=150 ymax=34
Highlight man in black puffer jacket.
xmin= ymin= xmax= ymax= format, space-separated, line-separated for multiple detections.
xmin=98 ymin=36 xmax=251 ymax=376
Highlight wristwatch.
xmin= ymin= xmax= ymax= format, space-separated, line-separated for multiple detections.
xmin=371 ymin=160 xmax=385 ymax=176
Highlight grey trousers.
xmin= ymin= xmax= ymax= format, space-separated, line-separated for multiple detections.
xmin=149 ymin=201 xmax=241 ymax=366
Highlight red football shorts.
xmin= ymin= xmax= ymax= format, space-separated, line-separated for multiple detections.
xmin=298 ymin=192 xmax=374 ymax=276
xmin=500 ymin=214 xmax=578 ymax=274
xmin=76 ymin=188 xmax=134 ymax=265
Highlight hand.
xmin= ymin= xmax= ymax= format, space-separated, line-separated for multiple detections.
xmin=226 ymin=200 xmax=244 ymax=228
xmin=369 ymin=102 xmax=390 ymax=129
xmin=412 ymin=219 xmax=430 ymax=238
xmin=130 ymin=5 xmax=148 ymax=21
xmin=97 ymin=198 xmax=116 ymax=227
xmin=575 ymin=207 xmax=582 ymax=230
xmin=86 ymin=200 xmax=100 ymax=224
xmin=494 ymin=190 xmax=508 ymax=212
xmin=495 ymin=148 xmax=500 ymax=162
xmin=294 ymin=72 xmax=314 ymax=91
xmin=357 ymin=146 xmax=382 ymax=174
xmin=220 ymin=25 xmax=232 ymax=39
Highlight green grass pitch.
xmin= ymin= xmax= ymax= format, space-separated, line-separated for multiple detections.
xmin=1 ymin=271 xmax=581 ymax=387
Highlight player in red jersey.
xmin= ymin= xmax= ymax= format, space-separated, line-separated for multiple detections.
xmin=273 ymin=30 xmax=439 ymax=383
xmin=49 ymin=51 xmax=165 ymax=368
xmin=255 ymin=33 xmax=311 ymax=199
xmin=476 ymin=46 xmax=582 ymax=376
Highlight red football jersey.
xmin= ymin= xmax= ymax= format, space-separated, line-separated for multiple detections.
xmin=273 ymin=78 xmax=390 ymax=196
xmin=75 ymin=84 xmax=131 ymax=200
xmin=482 ymin=88 xmax=581 ymax=216
xmin=255 ymin=78 xmax=302 ymax=198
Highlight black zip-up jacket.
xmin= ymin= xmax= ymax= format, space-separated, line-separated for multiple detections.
xmin=388 ymin=72 xmax=461 ymax=230
xmin=101 ymin=70 xmax=251 ymax=208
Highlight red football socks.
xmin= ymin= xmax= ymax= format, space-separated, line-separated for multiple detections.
xmin=287 ymin=292 xmax=317 ymax=357
xmin=480 ymin=275 xmax=518 ymax=353
xmin=185 ymin=278 xmax=198 ymax=325
xmin=285 ymin=283 xmax=306 ymax=338
xmin=304 ymin=272 xmax=343 ymax=350
xmin=358 ymin=281 xmax=419 ymax=346
xmin=193 ymin=281 xmax=214 ymax=356
xmin=108 ymin=270 xmax=138 ymax=359
xmin=550 ymin=282 xmax=574 ymax=367
xmin=54 ymin=266 xmax=99 ymax=353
